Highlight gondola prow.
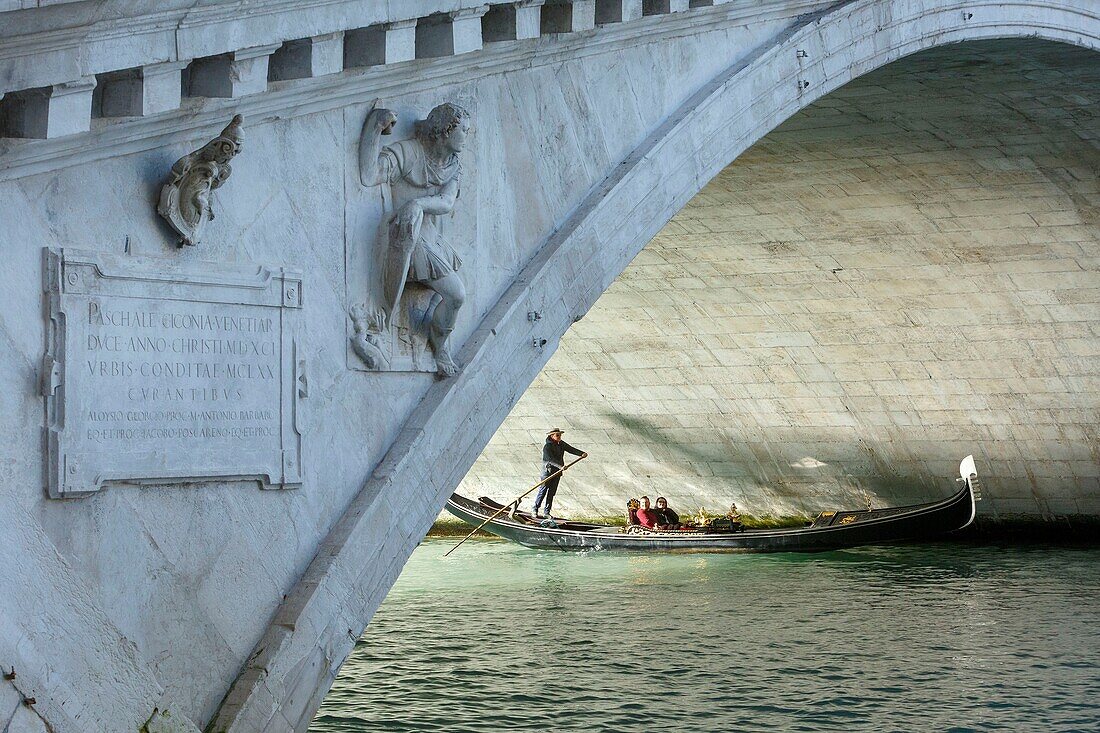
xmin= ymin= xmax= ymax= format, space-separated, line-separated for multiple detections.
xmin=958 ymin=455 xmax=981 ymax=502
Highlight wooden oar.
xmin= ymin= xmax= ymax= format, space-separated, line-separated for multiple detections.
xmin=443 ymin=454 xmax=588 ymax=557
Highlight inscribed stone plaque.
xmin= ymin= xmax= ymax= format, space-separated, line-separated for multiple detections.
xmin=42 ymin=248 xmax=305 ymax=498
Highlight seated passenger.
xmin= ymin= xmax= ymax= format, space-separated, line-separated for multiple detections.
xmin=654 ymin=497 xmax=679 ymax=527
xmin=626 ymin=498 xmax=641 ymax=526
xmin=635 ymin=496 xmax=661 ymax=529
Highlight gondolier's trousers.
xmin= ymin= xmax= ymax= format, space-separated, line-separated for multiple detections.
xmin=534 ymin=464 xmax=562 ymax=516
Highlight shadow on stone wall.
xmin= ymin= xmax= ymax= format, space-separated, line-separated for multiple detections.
xmin=602 ymin=410 xmax=941 ymax=518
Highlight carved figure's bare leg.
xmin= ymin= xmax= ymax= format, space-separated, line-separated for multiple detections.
xmin=426 ymin=272 xmax=465 ymax=377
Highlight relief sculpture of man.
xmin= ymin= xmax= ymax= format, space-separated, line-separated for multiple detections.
xmin=357 ymin=101 xmax=471 ymax=377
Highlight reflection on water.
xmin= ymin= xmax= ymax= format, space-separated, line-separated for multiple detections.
xmin=312 ymin=541 xmax=1100 ymax=732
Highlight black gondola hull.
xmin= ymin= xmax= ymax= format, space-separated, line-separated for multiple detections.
xmin=445 ymin=478 xmax=977 ymax=553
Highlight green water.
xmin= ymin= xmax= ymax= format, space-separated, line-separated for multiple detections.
xmin=312 ymin=540 xmax=1100 ymax=732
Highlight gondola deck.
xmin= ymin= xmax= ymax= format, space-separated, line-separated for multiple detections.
xmin=446 ymin=456 xmax=981 ymax=553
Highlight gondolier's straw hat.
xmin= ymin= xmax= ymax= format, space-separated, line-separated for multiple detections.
xmin=547 ymin=428 xmax=564 ymax=436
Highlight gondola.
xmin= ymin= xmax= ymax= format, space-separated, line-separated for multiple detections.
xmin=446 ymin=456 xmax=982 ymax=553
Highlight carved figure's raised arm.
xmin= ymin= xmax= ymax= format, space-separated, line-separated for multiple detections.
xmin=359 ymin=105 xmax=398 ymax=187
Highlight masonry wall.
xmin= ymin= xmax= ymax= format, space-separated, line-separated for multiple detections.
xmin=2 ymin=2 xmax=1099 ymax=730
xmin=0 ymin=7 xmax=810 ymax=731
xmin=462 ymin=40 xmax=1100 ymax=521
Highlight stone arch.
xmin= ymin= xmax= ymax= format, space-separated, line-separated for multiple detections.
xmin=468 ymin=37 xmax=1099 ymax=520
xmin=214 ymin=1 xmax=1100 ymax=730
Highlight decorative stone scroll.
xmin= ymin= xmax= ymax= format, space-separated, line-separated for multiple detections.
xmin=41 ymin=247 xmax=305 ymax=498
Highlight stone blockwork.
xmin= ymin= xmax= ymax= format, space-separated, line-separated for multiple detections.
xmin=1 ymin=4 xmax=836 ymax=731
xmin=228 ymin=2 xmax=1099 ymax=724
xmin=1 ymin=1 xmax=1099 ymax=731
xmin=461 ymin=41 xmax=1100 ymax=521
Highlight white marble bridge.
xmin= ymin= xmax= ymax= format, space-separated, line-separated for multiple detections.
xmin=0 ymin=1 xmax=1097 ymax=731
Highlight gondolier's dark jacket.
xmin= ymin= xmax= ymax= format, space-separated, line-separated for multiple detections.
xmin=543 ymin=438 xmax=583 ymax=472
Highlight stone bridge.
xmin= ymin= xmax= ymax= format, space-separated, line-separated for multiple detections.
xmin=0 ymin=1 xmax=1096 ymax=732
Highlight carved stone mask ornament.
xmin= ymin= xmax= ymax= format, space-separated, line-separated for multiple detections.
xmin=157 ymin=114 xmax=244 ymax=247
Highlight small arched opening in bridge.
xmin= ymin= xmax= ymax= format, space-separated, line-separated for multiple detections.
xmin=311 ymin=36 xmax=1099 ymax=729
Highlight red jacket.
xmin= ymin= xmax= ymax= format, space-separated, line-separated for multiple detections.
xmin=636 ymin=507 xmax=660 ymax=528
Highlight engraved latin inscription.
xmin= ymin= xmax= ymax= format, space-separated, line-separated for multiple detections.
xmin=43 ymin=248 xmax=304 ymax=498
xmin=82 ymin=305 xmax=278 ymax=442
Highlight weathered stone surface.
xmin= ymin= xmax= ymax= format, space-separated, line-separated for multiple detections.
xmin=6 ymin=705 xmax=49 ymax=733
xmin=0 ymin=685 xmax=20 ymax=733
xmin=42 ymin=248 xmax=304 ymax=497
xmin=143 ymin=707 xmax=202 ymax=733
xmin=0 ymin=2 xmax=1096 ymax=733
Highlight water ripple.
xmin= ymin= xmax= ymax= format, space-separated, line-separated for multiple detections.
xmin=312 ymin=541 xmax=1100 ymax=733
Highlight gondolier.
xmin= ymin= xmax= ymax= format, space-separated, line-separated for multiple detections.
xmin=533 ymin=428 xmax=587 ymax=518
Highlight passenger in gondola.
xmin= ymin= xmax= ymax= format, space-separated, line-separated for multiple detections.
xmin=626 ymin=498 xmax=641 ymax=525
xmin=653 ymin=497 xmax=679 ymax=527
xmin=635 ymin=496 xmax=661 ymax=529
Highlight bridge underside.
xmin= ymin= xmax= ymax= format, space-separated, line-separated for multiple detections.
xmin=2 ymin=2 xmax=1097 ymax=732
xmin=464 ymin=39 xmax=1100 ymax=521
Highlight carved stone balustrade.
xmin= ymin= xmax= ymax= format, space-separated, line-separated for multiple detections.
xmin=416 ymin=6 xmax=491 ymax=59
xmin=344 ymin=21 xmax=418 ymax=68
xmin=643 ymin=0 xmax=690 ymax=15
xmin=542 ymin=0 xmax=596 ymax=33
xmin=0 ymin=77 xmax=95 ymax=138
xmin=483 ymin=1 xmax=547 ymax=42
xmin=595 ymin=0 xmax=644 ymax=24
xmin=187 ymin=45 xmax=282 ymax=99
xmin=269 ymin=33 xmax=345 ymax=81
xmin=0 ymin=0 xmax=740 ymax=143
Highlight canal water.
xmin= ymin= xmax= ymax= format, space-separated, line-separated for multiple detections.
xmin=311 ymin=540 xmax=1100 ymax=732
